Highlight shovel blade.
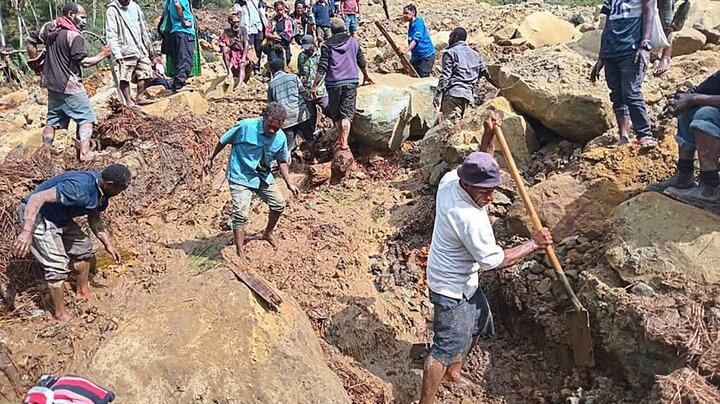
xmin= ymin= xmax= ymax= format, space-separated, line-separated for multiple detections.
xmin=567 ymin=308 xmax=595 ymax=367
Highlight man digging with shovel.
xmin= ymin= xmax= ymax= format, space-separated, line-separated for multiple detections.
xmin=420 ymin=112 xmax=554 ymax=404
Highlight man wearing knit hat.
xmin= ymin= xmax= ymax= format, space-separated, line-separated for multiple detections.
xmin=420 ymin=112 xmax=554 ymax=404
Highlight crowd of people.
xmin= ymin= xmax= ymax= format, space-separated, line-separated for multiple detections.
xmin=11 ymin=0 xmax=720 ymax=402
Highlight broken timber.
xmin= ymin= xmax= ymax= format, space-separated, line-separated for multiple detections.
xmin=374 ymin=21 xmax=419 ymax=78
xmin=381 ymin=0 xmax=390 ymax=20
xmin=222 ymin=250 xmax=283 ymax=310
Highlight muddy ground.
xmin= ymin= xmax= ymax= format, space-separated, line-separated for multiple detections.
xmin=1 ymin=1 xmax=719 ymax=403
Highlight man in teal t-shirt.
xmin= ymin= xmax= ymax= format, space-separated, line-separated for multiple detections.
xmin=402 ymin=4 xmax=435 ymax=78
xmin=166 ymin=0 xmax=195 ymax=91
xmin=203 ymin=102 xmax=300 ymax=263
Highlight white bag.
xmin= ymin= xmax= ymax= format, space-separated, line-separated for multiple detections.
xmin=650 ymin=7 xmax=670 ymax=50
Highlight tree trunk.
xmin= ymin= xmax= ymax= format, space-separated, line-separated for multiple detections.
xmin=92 ymin=0 xmax=97 ymax=29
xmin=17 ymin=13 xmax=22 ymax=48
xmin=29 ymin=3 xmax=40 ymax=29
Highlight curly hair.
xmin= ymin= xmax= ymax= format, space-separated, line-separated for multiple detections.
xmin=263 ymin=102 xmax=288 ymax=122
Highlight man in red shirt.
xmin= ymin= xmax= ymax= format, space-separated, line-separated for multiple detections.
xmin=340 ymin=0 xmax=360 ymax=36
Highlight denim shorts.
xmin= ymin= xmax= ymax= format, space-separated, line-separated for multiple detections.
xmin=47 ymin=90 xmax=97 ymax=131
xmin=676 ymin=106 xmax=720 ymax=152
xmin=429 ymin=289 xmax=495 ymax=366
xmin=345 ymin=14 xmax=359 ymax=33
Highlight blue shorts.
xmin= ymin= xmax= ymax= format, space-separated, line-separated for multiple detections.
xmin=429 ymin=289 xmax=495 ymax=366
xmin=345 ymin=14 xmax=358 ymax=33
xmin=677 ymin=106 xmax=720 ymax=152
xmin=47 ymin=90 xmax=97 ymax=130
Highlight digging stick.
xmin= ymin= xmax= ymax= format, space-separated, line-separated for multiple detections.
xmin=381 ymin=0 xmax=390 ymax=20
xmin=493 ymin=126 xmax=595 ymax=367
xmin=374 ymin=21 xmax=419 ymax=78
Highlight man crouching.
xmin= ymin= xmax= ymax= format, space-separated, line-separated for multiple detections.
xmin=204 ymin=102 xmax=300 ymax=263
xmin=420 ymin=112 xmax=553 ymax=403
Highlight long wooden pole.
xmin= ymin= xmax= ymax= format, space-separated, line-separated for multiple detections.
xmin=374 ymin=21 xmax=418 ymax=78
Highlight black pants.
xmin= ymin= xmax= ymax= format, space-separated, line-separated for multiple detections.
xmin=149 ymin=76 xmax=171 ymax=90
xmin=411 ymin=55 xmax=435 ymax=78
xmin=249 ymin=32 xmax=264 ymax=69
xmin=170 ymin=32 xmax=195 ymax=90
xmin=266 ymin=46 xmax=291 ymax=66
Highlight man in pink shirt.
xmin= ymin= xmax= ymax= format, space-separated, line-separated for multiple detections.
xmin=340 ymin=0 xmax=360 ymax=35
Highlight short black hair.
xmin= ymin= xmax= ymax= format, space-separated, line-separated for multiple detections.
xmin=269 ymin=57 xmax=285 ymax=74
xmin=62 ymin=2 xmax=82 ymax=17
xmin=273 ymin=1 xmax=285 ymax=9
xmin=263 ymin=102 xmax=288 ymax=122
xmin=451 ymin=27 xmax=467 ymax=42
xmin=101 ymin=164 xmax=132 ymax=187
xmin=403 ymin=4 xmax=417 ymax=15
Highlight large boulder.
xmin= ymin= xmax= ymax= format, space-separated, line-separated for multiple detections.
xmin=142 ymin=91 xmax=209 ymax=118
xmin=505 ymin=173 xmax=624 ymax=240
xmin=671 ymin=28 xmax=707 ymax=56
xmin=352 ymin=73 xmax=438 ymax=151
xmin=680 ymin=0 xmax=720 ymax=31
xmin=87 ymin=265 xmax=351 ymax=403
xmin=489 ymin=46 xmax=614 ymax=144
xmin=604 ymin=192 xmax=720 ymax=287
xmin=515 ymin=11 xmax=581 ymax=49
xmin=431 ymin=30 xmax=452 ymax=53
xmin=568 ymin=29 xmax=602 ymax=60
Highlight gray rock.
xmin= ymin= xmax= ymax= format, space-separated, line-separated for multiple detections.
xmin=629 ymin=282 xmax=656 ymax=297
xmin=536 ymin=278 xmax=553 ymax=294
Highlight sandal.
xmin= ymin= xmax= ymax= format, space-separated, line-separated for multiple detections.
xmin=636 ymin=136 xmax=658 ymax=149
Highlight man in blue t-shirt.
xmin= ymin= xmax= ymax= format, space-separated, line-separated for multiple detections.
xmin=203 ymin=102 xmax=300 ymax=263
xmin=590 ymin=0 xmax=658 ymax=149
xmin=401 ymin=4 xmax=435 ymax=78
xmin=14 ymin=164 xmax=132 ymax=324
xmin=166 ymin=0 xmax=195 ymax=91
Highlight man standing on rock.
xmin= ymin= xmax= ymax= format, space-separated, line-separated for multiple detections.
xmin=434 ymin=27 xmax=490 ymax=120
xmin=203 ymin=102 xmax=300 ymax=263
xmin=298 ymin=34 xmax=329 ymax=160
xmin=311 ymin=18 xmax=373 ymax=158
xmin=13 ymin=164 xmax=132 ymax=324
xmin=590 ymin=0 xmax=659 ymax=149
xmin=339 ymin=0 xmax=360 ymax=36
xmin=648 ymin=70 xmax=720 ymax=213
xmin=27 ymin=2 xmax=112 ymax=162
xmin=401 ymin=4 xmax=435 ymax=78
xmin=420 ymin=112 xmax=553 ymax=404
xmin=233 ymin=0 xmax=268 ymax=76
xmin=267 ymin=57 xmax=311 ymax=152
xmin=312 ymin=0 xmax=334 ymax=42
xmin=653 ymin=0 xmax=674 ymax=76
xmin=166 ymin=0 xmax=196 ymax=92
xmin=106 ymin=0 xmax=155 ymax=107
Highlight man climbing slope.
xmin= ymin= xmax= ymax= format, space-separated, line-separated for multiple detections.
xmin=27 ymin=2 xmax=112 ymax=162
xmin=420 ymin=112 xmax=554 ymax=404
xmin=203 ymin=102 xmax=300 ymax=263
xmin=14 ymin=164 xmax=132 ymax=324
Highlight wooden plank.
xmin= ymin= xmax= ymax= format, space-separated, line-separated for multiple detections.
xmin=222 ymin=250 xmax=283 ymax=311
xmin=374 ymin=21 xmax=419 ymax=78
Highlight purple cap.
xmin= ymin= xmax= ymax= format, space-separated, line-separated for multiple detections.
xmin=457 ymin=152 xmax=502 ymax=188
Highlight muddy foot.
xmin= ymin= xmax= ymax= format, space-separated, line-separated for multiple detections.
xmin=75 ymin=291 xmax=95 ymax=302
xmin=443 ymin=373 xmax=478 ymax=388
xmin=135 ymin=97 xmax=155 ymax=106
xmin=647 ymin=173 xmax=695 ymax=193
xmin=607 ymin=135 xmax=630 ymax=149
xmin=53 ymin=311 xmax=73 ymax=325
xmin=654 ymin=56 xmax=671 ymax=77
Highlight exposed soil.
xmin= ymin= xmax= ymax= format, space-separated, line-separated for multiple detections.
xmin=1 ymin=1 xmax=719 ymax=403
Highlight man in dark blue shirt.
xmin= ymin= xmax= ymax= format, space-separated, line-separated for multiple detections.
xmin=14 ymin=164 xmax=132 ymax=324
xmin=590 ymin=0 xmax=658 ymax=149
xmin=312 ymin=0 xmax=333 ymax=41
xmin=401 ymin=4 xmax=435 ymax=78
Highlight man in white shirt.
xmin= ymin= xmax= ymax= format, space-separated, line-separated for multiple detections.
xmin=420 ymin=112 xmax=554 ymax=404
xmin=233 ymin=0 xmax=268 ymax=74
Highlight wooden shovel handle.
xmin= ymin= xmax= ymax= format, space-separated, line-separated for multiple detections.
xmin=492 ymin=126 xmax=565 ymax=274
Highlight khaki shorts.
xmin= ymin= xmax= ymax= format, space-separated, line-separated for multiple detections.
xmin=228 ymin=181 xmax=286 ymax=229
xmin=19 ymin=204 xmax=94 ymax=282
xmin=441 ymin=95 xmax=470 ymax=121
xmin=119 ymin=56 xmax=153 ymax=83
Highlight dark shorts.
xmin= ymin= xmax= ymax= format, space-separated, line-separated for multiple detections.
xmin=326 ymin=84 xmax=358 ymax=121
xmin=47 ymin=90 xmax=97 ymax=130
xmin=411 ymin=55 xmax=435 ymax=78
xmin=440 ymin=95 xmax=469 ymax=120
xmin=429 ymin=289 xmax=494 ymax=366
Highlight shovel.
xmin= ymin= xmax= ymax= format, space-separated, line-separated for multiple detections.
xmin=494 ymin=126 xmax=595 ymax=367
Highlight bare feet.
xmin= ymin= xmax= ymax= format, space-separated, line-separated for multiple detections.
xmin=261 ymin=232 xmax=278 ymax=248
xmin=654 ymin=56 xmax=671 ymax=77
xmin=647 ymin=171 xmax=695 ymax=192
xmin=236 ymin=249 xmax=250 ymax=265
xmin=444 ymin=372 xmax=477 ymax=388
xmin=53 ymin=311 xmax=73 ymax=325
xmin=135 ymin=97 xmax=154 ymax=106
xmin=75 ymin=290 xmax=95 ymax=302
xmin=608 ymin=134 xmax=630 ymax=149
xmin=79 ymin=150 xmax=109 ymax=162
